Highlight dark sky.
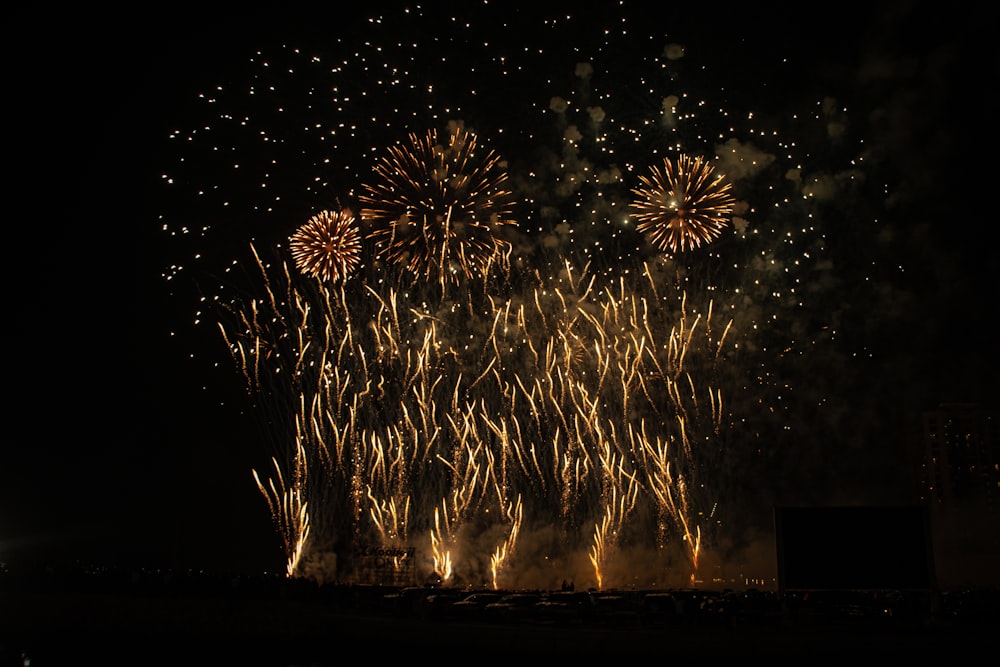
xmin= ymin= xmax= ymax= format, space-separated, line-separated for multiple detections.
xmin=5 ymin=2 xmax=995 ymax=580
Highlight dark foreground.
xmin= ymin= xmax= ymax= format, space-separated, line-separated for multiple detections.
xmin=2 ymin=568 xmax=997 ymax=666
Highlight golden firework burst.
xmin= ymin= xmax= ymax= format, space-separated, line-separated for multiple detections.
xmin=289 ymin=209 xmax=362 ymax=282
xmin=358 ymin=125 xmax=516 ymax=288
xmin=629 ymin=154 xmax=735 ymax=253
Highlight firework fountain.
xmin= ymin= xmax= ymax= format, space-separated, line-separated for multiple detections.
xmin=220 ymin=127 xmax=740 ymax=588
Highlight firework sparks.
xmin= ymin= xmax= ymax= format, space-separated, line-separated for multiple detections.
xmin=629 ymin=154 xmax=735 ymax=253
xmin=289 ymin=209 xmax=363 ymax=283
xmin=431 ymin=505 xmax=455 ymax=583
xmin=490 ymin=496 xmax=524 ymax=590
xmin=224 ymin=247 xmax=731 ymax=588
xmin=359 ymin=125 xmax=517 ymax=291
xmin=252 ymin=441 xmax=311 ymax=578
xmin=589 ymin=468 xmax=640 ymax=590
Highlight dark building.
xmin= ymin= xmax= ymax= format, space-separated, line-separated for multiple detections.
xmin=911 ymin=403 xmax=1000 ymax=589
xmin=914 ymin=403 xmax=999 ymax=508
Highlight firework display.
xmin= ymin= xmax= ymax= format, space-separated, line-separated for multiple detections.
xmin=159 ymin=5 xmax=887 ymax=590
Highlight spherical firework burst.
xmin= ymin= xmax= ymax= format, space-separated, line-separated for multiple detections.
xmin=629 ymin=154 xmax=735 ymax=253
xmin=289 ymin=209 xmax=363 ymax=283
xmin=358 ymin=125 xmax=516 ymax=288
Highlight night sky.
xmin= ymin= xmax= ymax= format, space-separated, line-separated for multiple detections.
xmin=5 ymin=2 xmax=996 ymax=585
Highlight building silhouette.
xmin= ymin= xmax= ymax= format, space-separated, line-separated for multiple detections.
xmin=911 ymin=403 xmax=1000 ymax=589
xmin=914 ymin=403 xmax=998 ymax=508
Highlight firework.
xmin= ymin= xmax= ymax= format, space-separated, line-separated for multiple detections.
xmin=289 ymin=209 xmax=363 ymax=283
xmin=629 ymin=154 xmax=735 ymax=253
xmin=359 ymin=125 xmax=517 ymax=290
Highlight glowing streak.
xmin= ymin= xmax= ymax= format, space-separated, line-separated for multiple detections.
xmin=252 ymin=443 xmax=310 ymax=578
xmin=489 ymin=496 xmax=523 ymax=590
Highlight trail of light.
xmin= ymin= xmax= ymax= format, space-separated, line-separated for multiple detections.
xmin=252 ymin=443 xmax=310 ymax=577
xmin=430 ymin=506 xmax=453 ymax=583
xmin=489 ymin=496 xmax=524 ymax=590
